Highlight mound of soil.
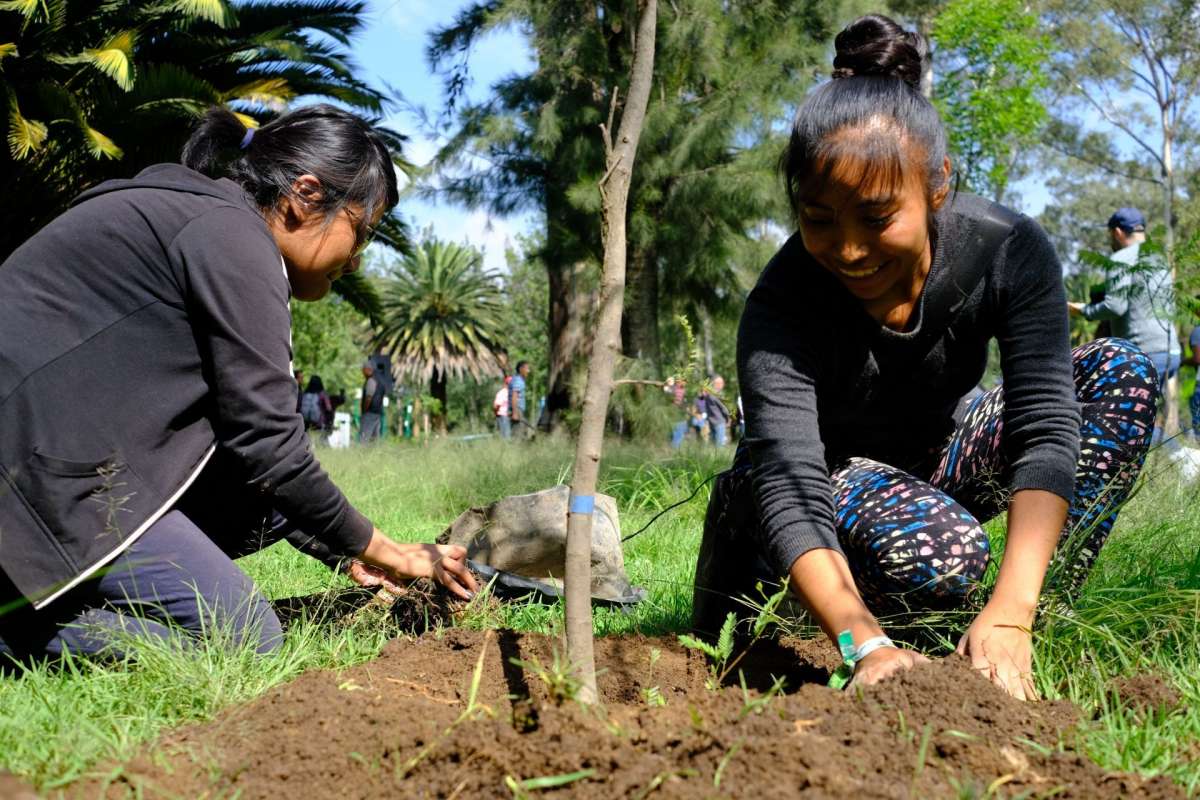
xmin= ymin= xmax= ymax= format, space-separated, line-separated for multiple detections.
xmin=1108 ymin=674 xmax=1183 ymax=718
xmin=68 ymin=629 xmax=1180 ymax=799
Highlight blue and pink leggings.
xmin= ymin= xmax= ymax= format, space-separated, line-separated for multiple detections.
xmin=697 ymin=339 xmax=1158 ymax=624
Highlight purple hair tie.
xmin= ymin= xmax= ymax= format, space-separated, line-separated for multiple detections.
xmin=239 ymin=127 xmax=255 ymax=150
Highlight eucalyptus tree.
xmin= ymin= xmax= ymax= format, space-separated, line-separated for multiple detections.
xmin=1043 ymin=0 xmax=1200 ymax=258
xmin=1040 ymin=0 xmax=1200 ymax=433
xmin=374 ymin=238 xmax=507 ymax=434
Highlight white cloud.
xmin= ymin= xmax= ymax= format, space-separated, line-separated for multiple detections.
xmin=380 ymin=1 xmax=442 ymax=36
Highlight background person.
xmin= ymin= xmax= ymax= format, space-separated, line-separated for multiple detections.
xmin=704 ymin=375 xmax=732 ymax=446
xmin=1069 ymin=207 xmax=1180 ymax=392
xmin=508 ymin=361 xmax=531 ymax=439
xmin=359 ymin=360 xmax=385 ymax=443
xmin=1189 ymin=324 xmax=1200 ymax=440
xmin=666 ymin=377 xmax=690 ymax=448
xmin=494 ymin=375 xmax=512 ymax=439
xmin=693 ymin=15 xmax=1156 ymax=702
xmin=0 ymin=104 xmax=477 ymax=663
xmin=300 ymin=375 xmax=333 ymax=432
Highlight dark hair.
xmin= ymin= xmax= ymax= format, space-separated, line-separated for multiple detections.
xmin=781 ymin=14 xmax=947 ymax=219
xmin=181 ymin=104 xmax=399 ymax=226
xmin=516 ymin=360 xmax=529 ymax=372
xmin=305 ymin=375 xmax=325 ymax=393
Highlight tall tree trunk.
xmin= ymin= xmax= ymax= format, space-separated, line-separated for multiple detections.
xmin=620 ymin=242 xmax=661 ymax=370
xmin=1161 ymin=121 xmax=1179 ymax=435
xmin=565 ymin=0 xmax=657 ymax=705
xmin=430 ymin=370 xmax=448 ymax=436
xmin=917 ymin=13 xmax=934 ymax=99
xmin=699 ymin=305 xmax=715 ymax=377
xmin=541 ymin=257 xmax=591 ymax=432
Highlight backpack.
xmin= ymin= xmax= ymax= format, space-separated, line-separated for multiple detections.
xmin=493 ymin=387 xmax=509 ymax=416
xmin=300 ymin=392 xmax=323 ymax=426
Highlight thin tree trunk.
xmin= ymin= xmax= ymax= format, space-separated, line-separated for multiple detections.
xmin=621 ymin=242 xmax=661 ymax=370
xmin=430 ymin=370 xmax=448 ymax=436
xmin=1162 ymin=123 xmax=1179 ymax=435
xmin=564 ymin=0 xmax=657 ymax=705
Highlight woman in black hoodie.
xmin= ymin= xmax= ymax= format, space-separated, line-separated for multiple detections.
xmin=0 ymin=105 xmax=477 ymax=661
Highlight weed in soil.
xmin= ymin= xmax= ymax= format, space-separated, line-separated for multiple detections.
xmin=64 ymin=629 xmax=1182 ymax=799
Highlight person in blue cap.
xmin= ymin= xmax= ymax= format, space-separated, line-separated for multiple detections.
xmin=1069 ymin=207 xmax=1180 ymax=393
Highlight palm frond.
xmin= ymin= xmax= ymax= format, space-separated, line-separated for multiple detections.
xmin=82 ymin=30 xmax=136 ymax=90
xmin=0 ymin=0 xmax=45 ymax=23
xmin=331 ymin=271 xmax=382 ymax=322
xmin=84 ymin=125 xmax=122 ymax=159
xmin=170 ymin=0 xmax=233 ymax=26
xmin=5 ymin=91 xmax=47 ymax=158
xmin=221 ymin=77 xmax=294 ymax=109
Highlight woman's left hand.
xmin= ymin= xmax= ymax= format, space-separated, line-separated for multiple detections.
xmin=956 ymin=600 xmax=1039 ymax=701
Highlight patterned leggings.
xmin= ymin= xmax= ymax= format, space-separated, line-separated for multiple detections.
xmin=1190 ymin=378 xmax=1200 ymax=437
xmin=693 ymin=339 xmax=1157 ymax=631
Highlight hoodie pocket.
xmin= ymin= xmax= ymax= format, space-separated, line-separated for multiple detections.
xmin=23 ymin=450 xmax=144 ymax=552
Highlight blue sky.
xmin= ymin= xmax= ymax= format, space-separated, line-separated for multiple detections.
xmin=354 ymin=1 xmax=536 ymax=272
xmin=351 ymin=1 xmax=1074 ymax=270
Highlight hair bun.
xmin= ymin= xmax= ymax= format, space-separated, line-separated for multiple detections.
xmin=832 ymin=14 xmax=926 ymax=89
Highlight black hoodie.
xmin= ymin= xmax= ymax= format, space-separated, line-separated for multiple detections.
xmin=0 ymin=164 xmax=373 ymax=607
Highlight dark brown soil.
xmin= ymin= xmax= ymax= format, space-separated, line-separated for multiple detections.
xmin=65 ymin=628 xmax=1181 ymax=799
xmin=1108 ymin=674 xmax=1183 ymax=717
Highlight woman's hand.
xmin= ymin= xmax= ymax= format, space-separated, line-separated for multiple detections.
xmin=848 ymin=646 xmax=929 ymax=689
xmin=346 ymin=560 xmax=405 ymax=593
xmin=358 ymin=531 xmax=479 ymax=600
xmin=957 ymin=599 xmax=1038 ymax=701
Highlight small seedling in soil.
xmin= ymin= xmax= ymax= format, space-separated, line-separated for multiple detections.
xmin=909 ymin=723 xmax=933 ymax=799
xmin=641 ymin=647 xmax=667 ymax=708
xmin=509 ymin=647 xmax=583 ymax=706
xmin=678 ymin=584 xmax=788 ymax=690
xmin=677 ymin=614 xmax=736 ymax=690
xmin=504 ymin=769 xmax=596 ymax=798
xmin=738 ymin=671 xmax=787 ymax=720
xmin=632 ymin=768 xmax=699 ymax=800
xmin=713 ymin=738 xmax=744 ymax=789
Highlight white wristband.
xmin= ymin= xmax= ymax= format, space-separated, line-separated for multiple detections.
xmin=854 ymin=635 xmax=896 ymax=663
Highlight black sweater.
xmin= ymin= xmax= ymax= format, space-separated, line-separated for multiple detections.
xmin=738 ymin=193 xmax=1081 ymax=576
xmin=0 ymin=165 xmax=372 ymax=606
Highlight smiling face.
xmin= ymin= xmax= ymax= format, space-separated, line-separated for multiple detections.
xmin=795 ymin=129 xmax=950 ymax=324
xmin=267 ymin=174 xmax=382 ymax=301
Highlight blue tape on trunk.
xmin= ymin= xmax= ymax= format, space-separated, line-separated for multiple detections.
xmin=569 ymin=494 xmax=595 ymax=514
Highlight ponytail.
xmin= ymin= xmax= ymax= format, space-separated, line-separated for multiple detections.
xmin=181 ymin=104 xmax=399 ymax=223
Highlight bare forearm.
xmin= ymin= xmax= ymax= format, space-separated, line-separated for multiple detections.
xmin=991 ymin=489 xmax=1067 ymax=615
xmin=788 ymin=548 xmax=884 ymax=647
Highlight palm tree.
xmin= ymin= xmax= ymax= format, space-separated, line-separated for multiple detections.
xmin=1 ymin=0 xmax=411 ymax=304
xmin=374 ymin=238 xmax=507 ymax=434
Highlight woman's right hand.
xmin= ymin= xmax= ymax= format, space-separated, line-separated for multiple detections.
xmin=359 ymin=531 xmax=479 ymax=600
xmin=847 ymin=646 xmax=929 ymax=689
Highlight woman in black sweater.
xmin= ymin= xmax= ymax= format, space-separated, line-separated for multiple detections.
xmin=0 ymin=106 xmax=477 ymax=661
xmin=693 ymin=15 xmax=1157 ymax=700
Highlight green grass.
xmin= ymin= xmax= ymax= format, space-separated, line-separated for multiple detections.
xmin=1 ymin=437 xmax=1198 ymax=793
